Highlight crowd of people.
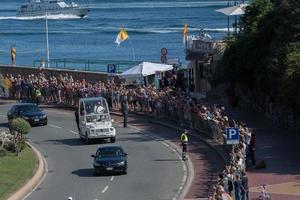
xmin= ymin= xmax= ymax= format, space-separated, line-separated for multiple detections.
xmin=1 ymin=71 xmax=257 ymax=200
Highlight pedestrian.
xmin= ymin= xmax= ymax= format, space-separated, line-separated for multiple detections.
xmin=180 ymin=129 xmax=189 ymax=160
xmin=35 ymin=87 xmax=42 ymax=105
xmin=120 ymin=92 xmax=128 ymax=128
xmin=74 ymin=108 xmax=80 ymax=132
xmin=234 ymin=175 xmax=241 ymax=200
xmin=241 ymin=171 xmax=249 ymax=200
xmin=249 ymin=132 xmax=256 ymax=166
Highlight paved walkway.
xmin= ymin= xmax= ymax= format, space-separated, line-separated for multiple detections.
xmin=226 ymin=108 xmax=300 ymax=200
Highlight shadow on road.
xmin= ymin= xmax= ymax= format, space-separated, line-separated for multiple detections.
xmin=72 ymin=168 xmax=124 ymax=177
xmin=43 ymin=138 xmax=111 ymax=146
xmin=72 ymin=168 xmax=94 ymax=177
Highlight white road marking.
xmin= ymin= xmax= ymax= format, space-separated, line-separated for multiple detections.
xmin=102 ymin=185 xmax=109 ymax=193
xmin=0 ymin=114 xmax=6 ymax=118
xmin=47 ymin=124 xmax=62 ymax=129
xmin=70 ymin=130 xmax=78 ymax=135
xmin=161 ymin=141 xmax=170 ymax=148
xmin=110 ymin=176 xmax=114 ymax=181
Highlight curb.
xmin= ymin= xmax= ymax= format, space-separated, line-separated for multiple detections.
xmin=7 ymin=142 xmax=46 ymax=200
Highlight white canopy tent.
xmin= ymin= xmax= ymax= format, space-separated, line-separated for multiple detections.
xmin=120 ymin=62 xmax=173 ymax=78
xmin=215 ymin=3 xmax=248 ymax=16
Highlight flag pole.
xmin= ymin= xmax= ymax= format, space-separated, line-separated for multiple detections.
xmin=45 ymin=12 xmax=50 ymax=68
xmin=128 ymin=38 xmax=136 ymax=61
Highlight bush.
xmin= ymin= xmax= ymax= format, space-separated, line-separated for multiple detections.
xmin=0 ymin=147 xmax=7 ymax=157
xmin=9 ymin=118 xmax=31 ymax=156
xmin=10 ymin=118 xmax=31 ymax=135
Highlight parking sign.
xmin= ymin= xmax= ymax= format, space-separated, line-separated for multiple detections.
xmin=107 ymin=64 xmax=116 ymax=74
xmin=226 ymin=128 xmax=239 ymax=145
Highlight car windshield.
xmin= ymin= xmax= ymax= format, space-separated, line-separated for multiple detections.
xmin=96 ymin=147 xmax=123 ymax=158
xmin=83 ymin=99 xmax=109 ymax=115
xmin=19 ymin=105 xmax=40 ymax=113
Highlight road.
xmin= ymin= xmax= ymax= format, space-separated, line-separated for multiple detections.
xmin=0 ymin=105 xmax=186 ymax=200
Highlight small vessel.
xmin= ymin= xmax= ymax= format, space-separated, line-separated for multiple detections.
xmin=16 ymin=0 xmax=90 ymax=18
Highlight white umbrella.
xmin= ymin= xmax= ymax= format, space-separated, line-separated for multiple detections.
xmin=215 ymin=3 xmax=248 ymax=16
xmin=120 ymin=62 xmax=173 ymax=78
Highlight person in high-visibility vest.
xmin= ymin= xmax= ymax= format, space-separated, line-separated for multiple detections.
xmin=35 ymin=88 xmax=42 ymax=105
xmin=180 ymin=129 xmax=189 ymax=160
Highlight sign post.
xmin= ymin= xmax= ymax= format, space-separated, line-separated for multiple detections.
xmin=107 ymin=64 xmax=116 ymax=108
xmin=226 ymin=127 xmax=239 ymax=145
xmin=160 ymin=47 xmax=168 ymax=63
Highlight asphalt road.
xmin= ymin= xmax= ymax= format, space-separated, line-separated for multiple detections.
xmin=0 ymin=105 xmax=185 ymax=200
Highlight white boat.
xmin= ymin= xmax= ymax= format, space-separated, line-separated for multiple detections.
xmin=16 ymin=0 xmax=90 ymax=18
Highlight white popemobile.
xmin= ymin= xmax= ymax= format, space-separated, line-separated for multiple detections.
xmin=78 ymin=97 xmax=116 ymax=144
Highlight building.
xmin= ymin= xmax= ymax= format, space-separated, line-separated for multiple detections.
xmin=184 ymin=33 xmax=225 ymax=94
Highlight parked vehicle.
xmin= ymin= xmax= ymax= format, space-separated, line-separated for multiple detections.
xmin=7 ymin=103 xmax=47 ymax=126
xmin=78 ymin=97 xmax=116 ymax=144
xmin=91 ymin=144 xmax=128 ymax=175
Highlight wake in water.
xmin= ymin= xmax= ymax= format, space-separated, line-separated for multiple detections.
xmin=0 ymin=14 xmax=82 ymax=20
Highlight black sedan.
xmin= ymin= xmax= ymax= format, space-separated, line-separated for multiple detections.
xmin=7 ymin=103 xmax=47 ymax=126
xmin=91 ymin=144 xmax=127 ymax=175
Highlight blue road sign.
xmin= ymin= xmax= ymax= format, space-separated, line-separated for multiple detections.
xmin=226 ymin=128 xmax=239 ymax=145
xmin=107 ymin=64 xmax=116 ymax=73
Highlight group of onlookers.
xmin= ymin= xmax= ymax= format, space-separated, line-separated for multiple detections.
xmin=1 ymin=72 xmax=256 ymax=199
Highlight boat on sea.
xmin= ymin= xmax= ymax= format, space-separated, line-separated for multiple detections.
xmin=16 ymin=0 xmax=89 ymax=18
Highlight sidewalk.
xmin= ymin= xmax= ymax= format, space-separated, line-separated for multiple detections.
xmin=226 ymin=108 xmax=300 ymax=200
xmin=111 ymin=110 xmax=227 ymax=199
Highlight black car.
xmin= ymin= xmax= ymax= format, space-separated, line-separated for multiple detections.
xmin=91 ymin=144 xmax=128 ymax=175
xmin=7 ymin=103 xmax=47 ymax=126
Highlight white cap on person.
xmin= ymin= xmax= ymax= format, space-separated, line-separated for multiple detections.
xmin=68 ymin=197 xmax=73 ymax=200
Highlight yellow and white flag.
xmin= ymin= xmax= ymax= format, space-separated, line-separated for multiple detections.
xmin=182 ymin=22 xmax=188 ymax=37
xmin=115 ymin=28 xmax=129 ymax=47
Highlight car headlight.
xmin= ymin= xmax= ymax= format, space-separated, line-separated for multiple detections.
xmin=109 ymin=128 xmax=114 ymax=132
xmin=23 ymin=116 xmax=29 ymax=120
xmin=41 ymin=114 xmax=47 ymax=118
xmin=116 ymin=161 xmax=125 ymax=166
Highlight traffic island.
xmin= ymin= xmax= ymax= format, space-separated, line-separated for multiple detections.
xmin=0 ymin=144 xmax=37 ymax=200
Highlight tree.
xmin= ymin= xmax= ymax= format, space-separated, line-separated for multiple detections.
xmin=215 ymin=0 xmax=300 ymax=117
xmin=10 ymin=118 xmax=31 ymax=156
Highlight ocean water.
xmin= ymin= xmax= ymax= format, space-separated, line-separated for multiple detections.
xmin=0 ymin=0 xmax=235 ymax=71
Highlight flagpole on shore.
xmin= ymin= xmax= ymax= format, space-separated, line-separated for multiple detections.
xmin=128 ymin=39 xmax=136 ymax=61
xmin=45 ymin=12 xmax=50 ymax=68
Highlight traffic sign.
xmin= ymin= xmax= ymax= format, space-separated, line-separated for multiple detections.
xmin=161 ymin=48 xmax=168 ymax=55
xmin=226 ymin=128 xmax=239 ymax=145
xmin=107 ymin=64 xmax=116 ymax=73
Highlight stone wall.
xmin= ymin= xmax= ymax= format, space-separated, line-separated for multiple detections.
xmin=0 ymin=64 xmax=122 ymax=84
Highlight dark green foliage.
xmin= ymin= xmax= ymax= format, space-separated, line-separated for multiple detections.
xmin=10 ymin=118 xmax=31 ymax=135
xmin=216 ymin=0 xmax=300 ymax=115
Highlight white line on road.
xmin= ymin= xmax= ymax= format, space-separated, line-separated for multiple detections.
xmin=0 ymin=114 xmax=6 ymax=118
xmin=110 ymin=176 xmax=114 ymax=181
xmin=47 ymin=124 xmax=62 ymax=129
xmin=102 ymin=185 xmax=109 ymax=193
xmin=70 ymin=130 xmax=78 ymax=135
